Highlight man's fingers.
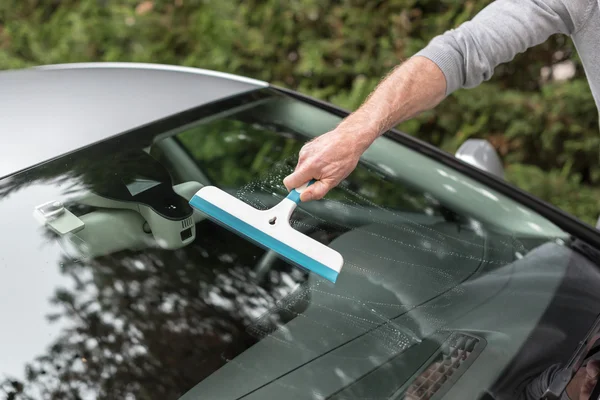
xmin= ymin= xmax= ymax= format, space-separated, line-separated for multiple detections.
xmin=587 ymin=360 xmax=600 ymax=378
xmin=300 ymin=180 xmax=330 ymax=202
xmin=581 ymin=361 xmax=600 ymax=399
xmin=283 ymin=167 xmax=314 ymax=192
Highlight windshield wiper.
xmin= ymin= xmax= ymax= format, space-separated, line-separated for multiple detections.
xmin=542 ymin=312 xmax=600 ymax=399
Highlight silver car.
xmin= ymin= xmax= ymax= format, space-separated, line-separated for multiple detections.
xmin=1 ymin=63 xmax=599 ymax=400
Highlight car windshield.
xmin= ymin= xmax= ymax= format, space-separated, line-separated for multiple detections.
xmin=0 ymin=88 xmax=594 ymax=400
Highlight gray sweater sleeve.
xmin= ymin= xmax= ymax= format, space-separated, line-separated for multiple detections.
xmin=520 ymin=364 xmax=572 ymax=400
xmin=414 ymin=0 xmax=594 ymax=96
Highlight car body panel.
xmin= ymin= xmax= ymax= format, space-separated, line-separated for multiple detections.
xmin=0 ymin=63 xmax=265 ymax=179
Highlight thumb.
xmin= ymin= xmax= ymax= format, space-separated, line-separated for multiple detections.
xmin=300 ymin=180 xmax=330 ymax=202
xmin=283 ymin=166 xmax=314 ymax=193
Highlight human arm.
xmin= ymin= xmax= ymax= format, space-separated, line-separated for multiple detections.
xmin=283 ymin=56 xmax=446 ymax=201
xmin=520 ymin=361 xmax=600 ymax=400
xmin=283 ymin=0 xmax=593 ymax=201
xmin=415 ymin=0 xmax=592 ymax=95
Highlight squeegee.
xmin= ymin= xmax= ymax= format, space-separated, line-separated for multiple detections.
xmin=189 ymin=180 xmax=344 ymax=283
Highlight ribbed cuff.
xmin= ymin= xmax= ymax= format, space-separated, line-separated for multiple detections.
xmin=413 ymin=41 xmax=464 ymax=97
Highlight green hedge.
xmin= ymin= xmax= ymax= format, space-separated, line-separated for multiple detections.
xmin=0 ymin=0 xmax=598 ymax=225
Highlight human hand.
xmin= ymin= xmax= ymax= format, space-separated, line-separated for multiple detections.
xmin=283 ymin=129 xmax=371 ymax=202
xmin=567 ymin=360 xmax=600 ymax=399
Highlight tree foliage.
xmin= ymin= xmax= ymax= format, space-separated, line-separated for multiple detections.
xmin=0 ymin=0 xmax=598 ymax=224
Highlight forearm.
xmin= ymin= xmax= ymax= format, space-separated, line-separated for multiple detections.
xmin=520 ymin=364 xmax=572 ymax=400
xmin=283 ymin=0 xmax=594 ymax=201
xmin=336 ymin=56 xmax=446 ymax=149
xmin=335 ymin=0 xmax=589 ymax=151
xmin=282 ymin=56 xmax=447 ymax=199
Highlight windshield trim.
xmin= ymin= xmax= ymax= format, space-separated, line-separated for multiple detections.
xmin=272 ymin=85 xmax=600 ymax=250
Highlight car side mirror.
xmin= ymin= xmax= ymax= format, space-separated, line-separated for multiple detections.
xmin=455 ymin=139 xmax=505 ymax=179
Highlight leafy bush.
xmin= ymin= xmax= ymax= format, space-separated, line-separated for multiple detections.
xmin=0 ymin=0 xmax=598 ymax=224
xmin=506 ymin=164 xmax=600 ymax=226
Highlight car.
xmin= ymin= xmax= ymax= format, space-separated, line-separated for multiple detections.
xmin=0 ymin=62 xmax=599 ymax=400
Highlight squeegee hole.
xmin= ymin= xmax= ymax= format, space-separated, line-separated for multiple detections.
xmin=269 ymin=217 xmax=277 ymax=225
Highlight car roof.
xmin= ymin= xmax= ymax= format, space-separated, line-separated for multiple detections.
xmin=0 ymin=62 xmax=268 ymax=179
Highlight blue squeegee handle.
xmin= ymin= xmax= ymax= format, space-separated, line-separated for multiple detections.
xmin=286 ymin=179 xmax=316 ymax=204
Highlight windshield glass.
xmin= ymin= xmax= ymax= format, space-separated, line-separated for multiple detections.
xmin=0 ymin=89 xmax=591 ymax=400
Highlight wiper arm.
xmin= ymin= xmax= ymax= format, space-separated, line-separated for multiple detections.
xmin=542 ymin=312 xmax=600 ymax=399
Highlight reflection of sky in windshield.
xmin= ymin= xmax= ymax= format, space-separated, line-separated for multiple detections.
xmin=0 ymin=183 xmax=72 ymax=383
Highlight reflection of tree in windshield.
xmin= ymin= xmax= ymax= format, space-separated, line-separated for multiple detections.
xmin=2 ymin=221 xmax=308 ymax=399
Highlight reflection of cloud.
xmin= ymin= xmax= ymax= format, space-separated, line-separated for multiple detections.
xmin=478 ymin=188 xmax=499 ymax=201
xmin=518 ymin=207 xmax=532 ymax=216
xmin=528 ymin=222 xmax=543 ymax=233
xmin=437 ymin=169 xmax=449 ymax=177
xmin=468 ymin=219 xmax=485 ymax=237
xmin=208 ymin=291 xmax=235 ymax=309
xmin=376 ymin=163 xmax=397 ymax=177
xmin=437 ymin=168 xmax=500 ymax=201
xmin=443 ymin=184 xmax=456 ymax=193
